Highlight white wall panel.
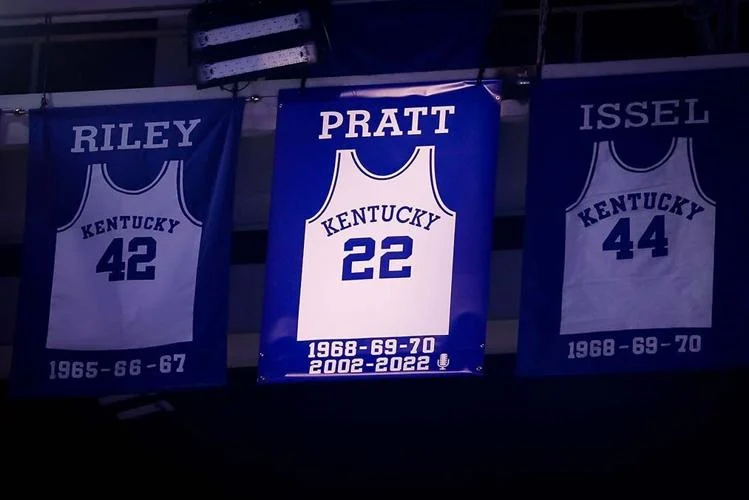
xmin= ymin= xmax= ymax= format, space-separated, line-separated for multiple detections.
xmin=227 ymin=264 xmax=266 ymax=334
xmin=0 ymin=278 xmax=18 ymax=345
xmin=494 ymin=117 xmax=528 ymax=215
xmin=0 ymin=147 xmax=27 ymax=243
xmin=152 ymin=15 xmax=192 ymax=87
xmin=234 ymin=133 xmax=276 ymax=230
xmin=488 ymin=250 xmax=523 ymax=320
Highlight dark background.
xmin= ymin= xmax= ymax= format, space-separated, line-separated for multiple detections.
xmin=4 ymin=360 xmax=749 ymax=489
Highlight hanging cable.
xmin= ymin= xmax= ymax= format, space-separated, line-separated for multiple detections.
xmin=476 ymin=67 xmax=486 ymax=84
xmin=728 ymin=0 xmax=739 ymax=50
xmin=535 ymin=0 xmax=550 ymax=79
xmin=219 ymin=81 xmax=250 ymax=98
xmin=682 ymin=0 xmax=718 ymax=52
xmin=40 ymin=14 xmax=52 ymax=109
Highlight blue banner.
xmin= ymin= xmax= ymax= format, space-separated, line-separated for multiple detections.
xmin=259 ymin=81 xmax=501 ymax=382
xmin=517 ymin=61 xmax=749 ymax=376
xmin=11 ymin=98 xmax=245 ymax=397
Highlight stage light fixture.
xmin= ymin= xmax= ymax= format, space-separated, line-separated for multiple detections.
xmin=196 ymin=44 xmax=318 ymax=87
xmin=191 ymin=11 xmax=312 ymax=50
xmin=188 ymin=0 xmax=326 ymax=89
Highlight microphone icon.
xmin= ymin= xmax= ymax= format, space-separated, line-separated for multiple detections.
xmin=437 ymin=353 xmax=450 ymax=371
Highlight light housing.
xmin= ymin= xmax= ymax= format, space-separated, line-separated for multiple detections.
xmin=187 ymin=0 xmax=327 ymax=89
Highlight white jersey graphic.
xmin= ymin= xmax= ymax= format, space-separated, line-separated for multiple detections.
xmin=560 ymin=137 xmax=715 ymax=335
xmin=297 ymin=145 xmax=456 ymax=341
xmin=46 ymin=160 xmax=202 ymax=350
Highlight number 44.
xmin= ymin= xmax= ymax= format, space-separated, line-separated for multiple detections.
xmin=602 ymin=215 xmax=668 ymax=260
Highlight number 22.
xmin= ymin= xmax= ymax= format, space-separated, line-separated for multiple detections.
xmin=342 ymin=236 xmax=413 ymax=281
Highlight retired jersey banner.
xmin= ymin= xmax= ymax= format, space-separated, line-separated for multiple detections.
xmin=517 ymin=57 xmax=749 ymax=377
xmin=11 ymin=98 xmax=244 ymax=398
xmin=259 ymin=81 xmax=501 ymax=382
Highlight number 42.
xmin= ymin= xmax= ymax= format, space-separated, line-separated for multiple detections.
xmin=96 ymin=236 xmax=157 ymax=281
xmin=602 ymin=215 xmax=668 ymax=260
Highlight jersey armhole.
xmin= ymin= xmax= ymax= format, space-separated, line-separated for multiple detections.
xmin=564 ymin=142 xmax=599 ymax=213
xmin=177 ymin=160 xmax=203 ymax=227
xmin=687 ymin=136 xmax=716 ymax=206
xmin=57 ymin=164 xmax=93 ymax=232
xmin=306 ymin=150 xmax=343 ymax=224
xmin=427 ymin=146 xmax=456 ymax=217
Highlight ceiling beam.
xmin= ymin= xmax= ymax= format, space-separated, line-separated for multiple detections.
xmin=0 ymin=0 xmax=410 ymax=25
xmin=0 ymin=0 xmax=196 ymax=19
xmin=6 ymin=0 xmax=738 ymax=28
